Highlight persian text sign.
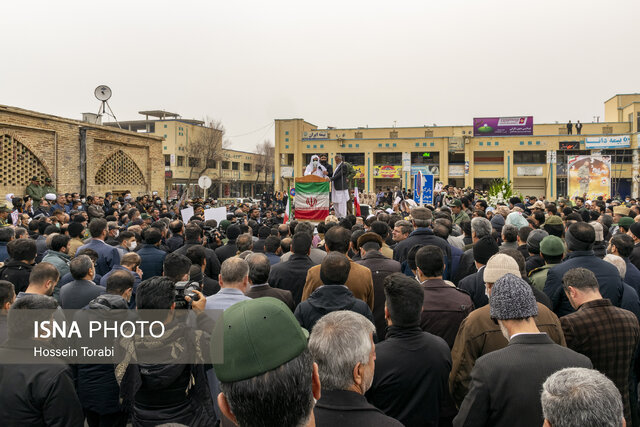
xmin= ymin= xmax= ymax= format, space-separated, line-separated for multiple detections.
xmin=473 ymin=116 xmax=534 ymax=136
xmin=584 ymin=135 xmax=630 ymax=149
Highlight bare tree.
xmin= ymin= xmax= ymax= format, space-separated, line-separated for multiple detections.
xmin=185 ymin=119 xmax=227 ymax=198
xmin=255 ymin=140 xmax=275 ymax=194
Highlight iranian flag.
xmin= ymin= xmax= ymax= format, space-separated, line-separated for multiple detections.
xmin=294 ymin=181 xmax=330 ymax=220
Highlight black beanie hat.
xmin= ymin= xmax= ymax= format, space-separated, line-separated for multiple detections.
xmin=473 ymin=235 xmax=500 ymax=265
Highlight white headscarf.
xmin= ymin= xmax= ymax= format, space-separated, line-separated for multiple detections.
xmin=304 ymin=155 xmax=327 ymax=178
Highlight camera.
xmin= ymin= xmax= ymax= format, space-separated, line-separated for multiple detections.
xmin=174 ymin=281 xmax=200 ymax=309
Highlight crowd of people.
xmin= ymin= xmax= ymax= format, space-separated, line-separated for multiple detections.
xmin=1 ymin=180 xmax=640 ymax=426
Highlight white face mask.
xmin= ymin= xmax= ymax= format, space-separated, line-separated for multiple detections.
xmin=128 ymin=241 xmax=137 ymax=250
xmin=113 ymin=230 xmax=119 ymax=238
xmin=312 ymin=160 xmax=318 ymax=167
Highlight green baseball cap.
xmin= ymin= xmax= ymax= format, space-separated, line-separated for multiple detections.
xmin=619 ymin=217 xmax=635 ymax=229
xmin=544 ymin=215 xmax=563 ymax=226
xmin=448 ymin=199 xmax=462 ymax=207
xmin=540 ymin=235 xmax=564 ymax=257
xmin=213 ymin=297 xmax=309 ymax=382
xmin=140 ymin=213 xmax=151 ymax=220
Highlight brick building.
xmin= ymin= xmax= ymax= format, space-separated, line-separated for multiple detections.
xmin=0 ymin=104 xmax=164 ymax=198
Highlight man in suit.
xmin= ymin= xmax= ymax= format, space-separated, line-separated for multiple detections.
xmin=174 ymin=224 xmax=221 ymax=280
xmin=393 ymin=207 xmax=453 ymax=278
xmin=136 ymin=228 xmax=167 ymax=281
xmin=544 ymin=222 xmax=624 ymax=316
xmin=559 ymin=267 xmax=639 ymax=425
xmin=215 ymin=224 xmax=240 ymax=264
xmin=356 ymin=232 xmax=401 ymax=340
xmin=454 ymin=273 xmax=592 ymax=427
xmin=330 ymin=154 xmax=349 ymax=219
xmin=450 ymin=253 xmax=567 ymax=407
xmin=245 ymin=253 xmax=294 ymax=311
xmin=309 ymin=311 xmax=403 ymax=427
xmin=76 ymin=218 xmax=121 ymax=277
xmin=269 ymin=232 xmax=316 ymax=307
xmin=301 ymin=226 xmax=374 ymax=311
xmin=458 ymin=235 xmax=499 ymax=309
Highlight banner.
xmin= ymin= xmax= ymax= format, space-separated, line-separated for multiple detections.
xmin=414 ymin=173 xmax=434 ymax=205
xmin=473 ymin=116 xmax=534 ymax=136
xmin=568 ymin=155 xmax=611 ymax=200
xmin=373 ymin=165 xmax=402 ymax=178
xmin=353 ymin=165 xmax=366 ymax=179
xmin=584 ymin=135 xmax=630 ymax=149
xmin=411 ymin=165 xmax=440 ymax=176
xmin=294 ymin=181 xmax=330 ymax=220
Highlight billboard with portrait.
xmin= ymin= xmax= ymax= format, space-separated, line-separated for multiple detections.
xmin=568 ymin=155 xmax=611 ymax=200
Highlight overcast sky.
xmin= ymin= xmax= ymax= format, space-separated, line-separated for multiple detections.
xmin=3 ymin=0 xmax=639 ymax=151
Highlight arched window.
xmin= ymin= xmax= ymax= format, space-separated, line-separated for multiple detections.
xmin=95 ymin=150 xmax=146 ymax=186
xmin=0 ymin=134 xmax=50 ymax=186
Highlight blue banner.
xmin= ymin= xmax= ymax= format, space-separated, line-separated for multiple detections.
xmin=413 ymin=174 xmax=434 ymax=205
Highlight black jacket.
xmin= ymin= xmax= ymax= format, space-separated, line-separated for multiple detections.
xmin=453 ymin=248 xmax=477 ymax=284
xmin=331 ymin=162 xmax=348 ymax=191
xmin=246 ymin=284 xmax=294 ymax=311
xmin=73 ymin=294 xmax=130 ymax=415
xmin=315 ymin=389 xmax=403 ymax=427
xmin=544 ymin=250 xmax=624 ymax=317
xmin=215 ymin=240 xmax=238 ymax=264
xmin=458 ymin=266 xmax=488 ymax=309
xmin=0 ymin=339 xmax=84 ymax=426
xmin=454 ymin=334 xmax=592 ymax=427
xmin=294 ymin=285 xmax=374 ymax=333
xmin=269 ymin=253 xmax=316 ymax=306
xmin=59 ymin=279 xmax=105 ymax=309
xmin=356 ymin=251 xmax=402 ymax=340
xmin=394 ymin=228 xmax=452 ymax=266
xmin=525 ymin=255 xmax=544 ymax=275
xmin=166 ymin=234 xmax=185 ymax=253
xmin=253 ymin=238 xmax=266 ymax=253
xmin=0 ymin=260 xmax=33 ymax=294
xmin=630 ymin=242 xmax=640 ymax=271
xmin=174 ymin=241 xmax=221 ymax=280
xmin=137 ymin=244 xmax=167 ymax=281
xmin=366 ymin=326 xmax=451 ymax=427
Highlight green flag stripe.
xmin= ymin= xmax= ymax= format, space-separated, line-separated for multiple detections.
xmin=296 ymin=181 xmax=330 ymax=194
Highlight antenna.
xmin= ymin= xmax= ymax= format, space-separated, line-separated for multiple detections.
xmin=94 ymin=85 xmax=121 ymax=128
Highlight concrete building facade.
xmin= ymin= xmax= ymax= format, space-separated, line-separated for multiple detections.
xmin=106 ymin=111 xmax=266 ymax=198
xmin=275 ymin=94 xmax=640 ymax=200
xmin=0 ymin=104 xmax=164 ymax=198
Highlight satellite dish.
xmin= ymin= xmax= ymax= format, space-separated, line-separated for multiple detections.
xmin=198 ymin=175 xmax=212 ymax=189
xmin=94 ymin=85 xmax=112 ymax=101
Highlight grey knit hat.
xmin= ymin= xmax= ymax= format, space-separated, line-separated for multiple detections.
xmin=490 ymin=273 xmax=538 ymax=320
xmin=526 ymin=229 xmax=549 ymax=254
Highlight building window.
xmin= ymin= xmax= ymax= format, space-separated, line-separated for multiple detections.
xmin=355 ymin=131 xmax=363 ymax=139
xmin=411 ymin=152 xmax=440 ymax=164
xmin=164 ymin=134 xmax=167 ymax=138
xmin=222 ymin=161 xmax=230 ymax=169
xmin=285 ymin=138 xmax=289 ymax=142
xmin=355 ymin=144 xmax=359 ymax=148
xmin=390 ymin=131 xmax=398 ymax=138
xmin=243 ymin=163 xmax=252 ymax=172
xmin=285 ymin=145 xmax=289 ymax=149
xmin=164 ymin=124 xmax=167 ymax=128
xmin=164 ymin=155 xmax=171 ymax=166
xmin=348 ymin=144 xmax=352 ymax=148
xmin=285 ymin=131 xmax=289 ymax=135
xmin=188 ymin=157 xmax=200 ymax=167
xmin=232 ymin=162 xmax=239 ymax=170
xmin=343 ymin=153 xmax=365 ymax=165
xmin=514 ymin=151 xmax=546 ymax=164
xmin=374 ymin=152 xmax=402 ymax=164
xmin=206 ymin=159 xmax=217 ymax=169
xmin=177 ymin=156 xmax=184 ymax=167
xmin=163 ymin=146 xmax=167 ymax=150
